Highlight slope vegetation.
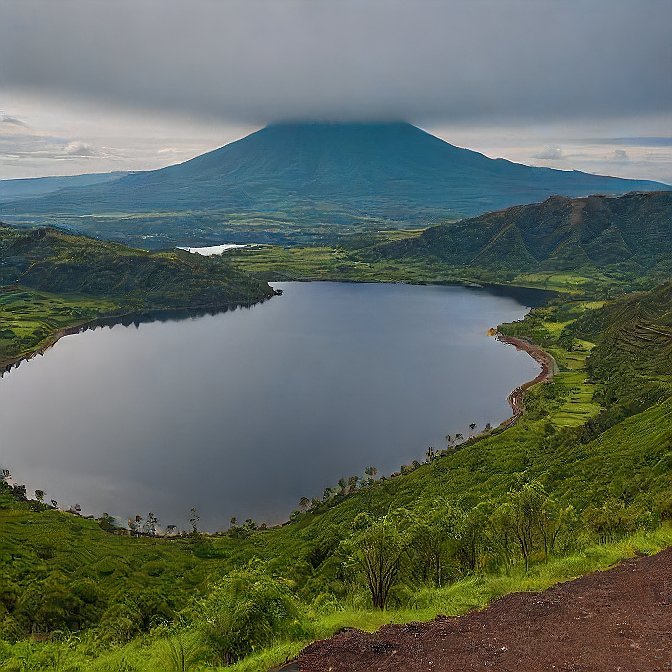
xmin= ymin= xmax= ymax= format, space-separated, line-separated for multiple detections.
xmin=372 ymin=191 xmax=672 ymax=286
xmin=0 ymin=223 xmax=274 ymax=369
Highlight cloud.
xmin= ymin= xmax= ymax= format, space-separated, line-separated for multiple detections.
xmin=585 ymin=137 xmax=672 ymax=147
xmin=533 ymin=146 xmax=564 ymax=160
xmin=0 ymin=130 xmax=107 ymax=162
xmin=0 ymin=0 xmax=669 ymax=125
xmin=0 ymin=114 xmax=29 ymax=128
xmin=64 ymin=141 xmax=98 ymax=157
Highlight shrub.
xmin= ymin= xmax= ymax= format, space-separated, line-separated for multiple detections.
xmin=197 ymin=563 xmax=308 ymax=664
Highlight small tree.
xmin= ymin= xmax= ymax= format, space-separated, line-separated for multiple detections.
xmin=455 ymin=502 xmax=491 ymax=573
xmin=298 ymin=496 xmax=311 ymax=511
xmin=189 ymin=507 xmax=200 ymax=536
xmin=344 ymin=509 xmax=412 ymax=609
xmin=412 ymin=502 xmax=463 ymax=586
xmin=144 ymin=512 xmax=159 ymax=537
xmin=34 ymin=489 xmax=45 ymax=503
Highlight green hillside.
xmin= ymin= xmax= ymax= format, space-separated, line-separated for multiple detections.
xmin=0 ymin=224 xmax=274 ymax=370
xmin=372 ymin=191 xmax=672 ymax=286
xmin=1 ymin=278 xmax=671 ymax=670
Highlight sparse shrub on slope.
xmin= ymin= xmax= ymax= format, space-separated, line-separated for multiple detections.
xmin=197 ymin=563 xmax=309 ymax=665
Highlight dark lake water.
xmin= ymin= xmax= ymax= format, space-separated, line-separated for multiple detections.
xmin=0 ymin=282 xmax=543 ymax=530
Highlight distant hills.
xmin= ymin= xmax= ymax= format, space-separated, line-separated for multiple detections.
xmin=0 ymin=122 xmax=667 ymax=248
xmin=0 ymin=171 xmax=128 ymax=201
xmin=372 ymin=191 xmax=672 ymax=282
xmin=0 ymin=223 xmax=273 ymax=309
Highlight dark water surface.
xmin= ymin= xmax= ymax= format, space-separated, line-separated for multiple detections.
xmin=0 ymin=282 xmax=542 ymax=530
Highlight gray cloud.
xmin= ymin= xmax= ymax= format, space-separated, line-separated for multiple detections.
xmin=1 ymin=114 xmax=29 ymax=128
xmin=533 ymin=146 xmax=564 ymax=160
xmin=63 ymin=141 xmax=98 ymax=157
xmin=583 ymin=137 xmax=672 ymax=147
xmin=611 ymin=149 xmax=629 ymax=162
xmin=0 ymin=0 xmax=670 ymax=125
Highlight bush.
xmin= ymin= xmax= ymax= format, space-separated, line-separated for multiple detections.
xmin=197 ymin=563 xmax=308 ymax=664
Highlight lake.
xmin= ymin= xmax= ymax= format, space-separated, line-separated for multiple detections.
xmin=0 ymin=282 xmax=543 ymax=530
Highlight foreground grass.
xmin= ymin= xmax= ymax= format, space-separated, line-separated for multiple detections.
xmin=229 ymin=526 xmax=672 ymax=672
xmin=6 ymin=526 xmax=666 ymax=671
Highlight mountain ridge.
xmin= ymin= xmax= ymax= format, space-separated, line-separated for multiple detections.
xmin=0 ymin=122 xmax=667 ymax=247
xmin=371 ymin=190 xmax=672 ymax=280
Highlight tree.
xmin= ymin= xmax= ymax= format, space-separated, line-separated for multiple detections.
xmin=363 ymin=466 xmax=378 ymax=487
xmin=129 ymin=515 xmax=143 ymax=537
xmin=412 ymin=502 xmax=463 ymax=587
xmin=144 ymin=512 xmax=159 ymax=537
xmin=189 ymin=507 xmax=200 ymax=536
xmin=490 ymin=503 xmax=517 ymax=571
xmin=500 ymin=481 xmax=547 ymax=571
xmin=34 ymin=489 xmax=45 ymax=503
xmin=345 ymin=509 xmax=412 ymax=609
xmin=99 ymin=512 xmax=117 ymax=533
xmin=298 ymin=496 xmax=311 ymax=511
xmin=454 ymin=502 xmax=491 ymax=573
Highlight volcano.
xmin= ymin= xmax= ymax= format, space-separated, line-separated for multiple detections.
xmin=1 ymin=122 xmax=667 ymax=245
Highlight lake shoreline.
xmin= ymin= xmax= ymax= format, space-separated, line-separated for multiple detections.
xmin=1 ymin=282 xmax=556 ymax=531
xmin=495 ymin=332 xmax=558 ymax=427
xmin=0 ymin=296 xmax=276 ymax=376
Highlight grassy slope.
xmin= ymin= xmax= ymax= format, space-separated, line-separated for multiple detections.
xmin=1 ymin=281 xmax=671 ymax=669
xmin=229 ymin=192 xmax=672 ymax=296
xmin=371 ymin=192 xmax=672 ymax=286
xmin=0 ymin=225 xmax=274 ymax=369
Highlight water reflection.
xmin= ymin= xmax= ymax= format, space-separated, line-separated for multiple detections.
xmin=0 ymin=282 xmax=545 ymax=530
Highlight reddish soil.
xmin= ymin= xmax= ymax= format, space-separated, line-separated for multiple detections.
xmin=496 ymin=333 xmax=557 ymax=427
xmin=286 ymin=548 xmax=672 ymax=672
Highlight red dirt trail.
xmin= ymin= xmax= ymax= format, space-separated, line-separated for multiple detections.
xmin=282 ymin=548 xmax=672 ymax=672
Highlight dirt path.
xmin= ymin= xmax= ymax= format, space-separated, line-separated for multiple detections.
xmin=495 ymin=333 xmax=557 ymax=428
xmin=288 ymin=548 xmax=672 ymax=671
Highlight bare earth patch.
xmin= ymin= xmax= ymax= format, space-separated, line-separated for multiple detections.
xmin=289 ymin=548 xmax=672 ymax=671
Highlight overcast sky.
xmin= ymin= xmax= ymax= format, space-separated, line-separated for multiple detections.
xmin=0 ymin=0 xmax=670 ymax=181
